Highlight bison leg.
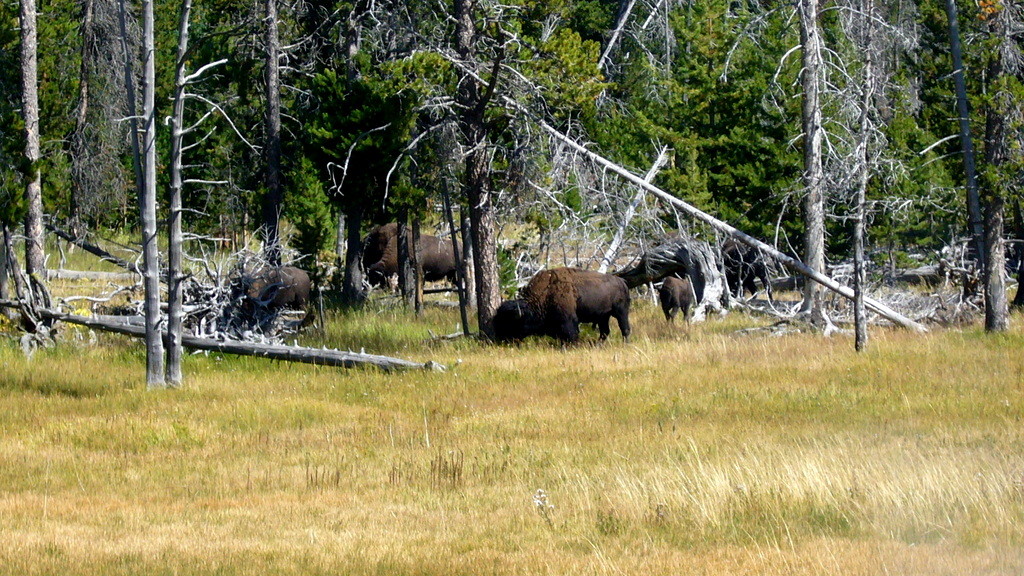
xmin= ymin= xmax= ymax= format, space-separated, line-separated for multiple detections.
xmin=596 ymin=317 xmax=611 ymax=340
xmin=613 ymin=304 xmax=631 ymax=342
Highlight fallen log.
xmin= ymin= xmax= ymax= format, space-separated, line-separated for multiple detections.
xmin=0 ymin=301 xmax=439 ymax=372
xmin=46 ymin=268 xmax=137 ymax=282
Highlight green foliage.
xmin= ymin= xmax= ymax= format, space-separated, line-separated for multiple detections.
xmin=304 ymin=66 xmax=419 ymax=221
xmin=521 ymin=28 xmax=607 ymax=121
xmin=284 ymin=156 xmax=333 ymax=265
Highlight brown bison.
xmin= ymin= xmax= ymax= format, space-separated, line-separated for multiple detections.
xmin=723 ymin=238 xmax=773 ymax=301
xmin=362 ymin=223 xmax=457 ymax=289
xmin=659 ymin=276 xmax=694 ymax=323
xmin=494 ymin=267 xmax=631 ymax=343
xmin=246 ymin=266 xmax=312 ymax=310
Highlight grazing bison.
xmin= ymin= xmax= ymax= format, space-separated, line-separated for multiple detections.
xmin=659 ymin=276 xmax=694 ymax=323
xmin=723 ymin=238 xmax=773 ymax=301
xmin=362 ymin=223 xmax=457 ymax=289
xmin=493 ymin=299 xmax=544 ymax=342
xmin=246 ymin=266 xmax=312 ymax=311
xmin=494 ymin=267 xmax=631 ymax=344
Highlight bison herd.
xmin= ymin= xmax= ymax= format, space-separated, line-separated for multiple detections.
xmin=244 ymin=222 xmax=775 ymax=344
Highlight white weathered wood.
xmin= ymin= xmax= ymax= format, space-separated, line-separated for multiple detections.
xmin=443 ymin=57 xmax=927 ymax=331
xmin=536 ymin=121 xmax=928 ymax=332
xmin=0 ymin=303 xmax=439 ymax=372
xmin=598 ymin=146 xmax=669 ymax=273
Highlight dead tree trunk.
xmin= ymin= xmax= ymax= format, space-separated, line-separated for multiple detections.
xmin=798 ymin=0 xmax=827 ymax=327
xmin=0 ymin=225 xmax=12 ymax=320
xmin=441 ymin=179 xmax=471 ymax=335
xmin=70 ymin=0 xmax=95 ymax=232
xmin=165 ymin=0 xmax=194 ymax=386
xmin=852 ymin=29 xmax=874 ymax=352
xmin=980 ymin=9 xmax=1010 ymax=332
xmin=142 ymin=0 xmax=165 ymax=386
xmin=945 ymin=0 xmax=986 ymax=275
xmin=454 ymin=0 xmax=501 ymax=339
xmin=262 ymin=0 xmax=283 ymax=266
xmin=0 ymin=305 xmax=439 ymax=372
xmin=20 ymin=0 xmax=44 ymax=277
xmin=598 ymin=147 xmax=668 ymax=274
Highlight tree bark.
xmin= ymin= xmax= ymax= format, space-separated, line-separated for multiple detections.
xmin=262 ymin=0 xmax=283 ymax=266
xmin=140 ymin=0 xmax=165 ymax=386
xmin=0 ymin=225 xmax=11 ymax=320
xmin=412 ymin=218 xmax=424 ymax=315
xmin=341 ymin=206 xmax=367 ymax=307
xmin=852 ymin=34 xmax=874 ymax=352
xmin=454 ymin=0 xmax=501 ymax=339
xmin=20 ymin=0 xmax=44 ymax=277
xmin=981 ymin=11 xmax=1009 ymax=332
xmin=70 ymin=0 xmax=96 ymax=233
xmin=165 ymin=0 xmax=194 ymax=386
xmin=798 ymin=0 xmax=826 ymax=327
xmin=441 ymin=180 xmax=471 ymax=335
xmin=945 ymin=0 xmax=986 ymax=274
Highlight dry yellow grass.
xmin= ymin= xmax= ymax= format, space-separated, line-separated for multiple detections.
xmin=1 ymin=301 xmax=1022 ymax=575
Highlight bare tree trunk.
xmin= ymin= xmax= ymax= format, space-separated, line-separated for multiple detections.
xmin=852 ymin=25 xmax=875 ymax=352
xmin=412 ymin=218 xmax=423 ymax=316
xmin=598 ymin=0 xmax=638 ymax=72
xmin=262 ymin=0 xmax=283 ymax=266
xmin=454 ymin=0 xmax=500 ymax=339
xmin=398 ymin=216 xmax=414 ymax=306
xmin=598 ymin=147 xmax=668 ymax=273
xmin=460 ymin=209 xmax=476 ymax=310
xmin=139 ymin=0 xmax=165 ymax=386
xmin=70 ymin=0 xmax=96 ymax=234
xmin=945 ymin=0 xmax=986 ymax=274
xmin=165 ymin=0 xmax=193 ymax=386
xmin=20 ymin=0 xmax=44 ymax=277
xmin=341 ymin=206 xmax=367 ymax=307
xmin=333 ymin=211 xmax=346 ymax=291
xmin=798 ymin=0 xmax=826 ymax=327
xmin=0 ymin=224 xmax=11 ymax=320
xmin=441 ymin=180 xmax=471 ymax=335
xmin=981 ymin=11 xmax=1009 ymax=332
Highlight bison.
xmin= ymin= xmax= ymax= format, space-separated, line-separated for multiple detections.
xmin=494 ymin=267 xmax=631 ymax=344
xmin=245 ymin=266 xmax=312 ymax=311
xmin=659 ymin=276 xmax=694 ymax=323
xmin=362 ymin=223 xmax=457 ymax=289
xmin=723 ymin=238 xmax=773 ymax=301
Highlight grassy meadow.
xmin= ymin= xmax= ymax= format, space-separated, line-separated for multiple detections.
xmin=1 ymin=295 xmax=1023 ymax=575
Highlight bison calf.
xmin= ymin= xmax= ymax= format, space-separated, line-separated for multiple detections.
xmin=659 ymin=276 xmax=694 ymax=323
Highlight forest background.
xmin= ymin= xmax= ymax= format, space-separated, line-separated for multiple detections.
xmin=2 ymin=0 xmax=1022 ymax=293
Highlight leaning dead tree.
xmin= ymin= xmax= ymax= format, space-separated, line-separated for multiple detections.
xmin=537 ymin=119 xmax=928 ymax=332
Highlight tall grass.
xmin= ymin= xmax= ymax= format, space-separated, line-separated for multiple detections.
xmin=0 ymin=301 xmax=1022 ymax=575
